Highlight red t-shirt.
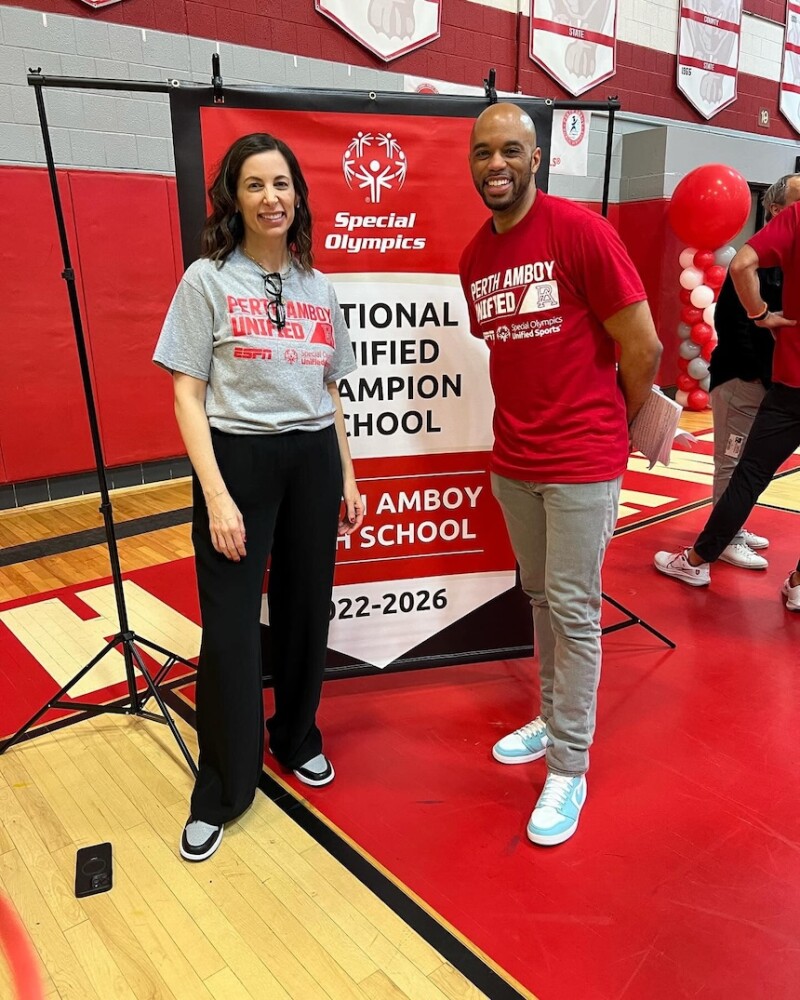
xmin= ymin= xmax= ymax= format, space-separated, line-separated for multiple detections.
xmin=747 ymin=202 xmax=800 ymax=387
xmin=459 ymin=191 xmax=646 ymax=483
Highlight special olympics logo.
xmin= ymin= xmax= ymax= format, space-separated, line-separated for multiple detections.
xmin=497 ymin=325 xmax=511 ymax=342
xmin=342 ymin=131 xmax=408 ymax=204
xmin=284 ymin=348 xmax=298 ymax=364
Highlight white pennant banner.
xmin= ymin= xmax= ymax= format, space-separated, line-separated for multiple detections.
xmin=677 ymin=0 xmax=743 ymax=120
xmin=315 ymin=0 xmax=441 ymax=62
xmin=780 ymin=0 xmax=800 ymax=134
xmin=529 ymin=0 xmax=618 ymax=98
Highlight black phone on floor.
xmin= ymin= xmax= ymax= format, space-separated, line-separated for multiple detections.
xmin=74 ymin=842 xmax=113 ymax=898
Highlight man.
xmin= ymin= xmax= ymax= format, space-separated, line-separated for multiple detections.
xmin=459 ymin=104 xmax=662 ymax=846
xmin=706 ymin=174 xmax=800 ymax=570
xmin=655 ymin=183 xmax=800 ymax=612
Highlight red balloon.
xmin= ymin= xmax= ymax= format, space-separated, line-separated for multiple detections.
xmin=681 ymin=306 xmax=703 ymax=326
xmin=668 ymin=164 xmax=751 ymax=249
xmin=677 ymin=373 xmax=699 ymax=392
xmin=693 ymin=250 xmax=715 ymax=270
xmin=688 ymin=389 xmax=710 ymax=411
xmin=677 ymin=356 xmax=690 ymax=372
xmin=705 ymin=265 xmax=726 ymax=288
xmin=679 ymin=288 xmax=693 ymax=305
xmin=690 ymin=322 xmax=714 ymax=345
xmin=701 ymin=340 xmax=716 ymax=361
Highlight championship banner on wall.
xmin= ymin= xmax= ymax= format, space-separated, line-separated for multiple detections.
xmin=677 ymin=0 xmax=743 ymax=120
xmin=315 ymin=0 xmax=442 ymax=62
xmin=529 ymin=0 xmax=617 ymax=97
xmin=170 ymin=88 xmax=553 ymax=674
xmin=779 ymin=0 xmax=800 ymax=134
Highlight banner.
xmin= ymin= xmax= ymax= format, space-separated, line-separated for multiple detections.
xmin=677 ymin=0 xmax=743 ymax=120
xmin=77 ymin=1 xmax=126 ymax=7
xmin=529 ymin=0 xmax=618 ymax=97
xmin=315 ymin=0 xmax=442 ymax=62
xmin=549 ymin=109 xmax=591 ymax=176
xmin=780 ymin=0 xmax=800 ymax=134
xmin=170 ymin=88 xmax=553 ymax=674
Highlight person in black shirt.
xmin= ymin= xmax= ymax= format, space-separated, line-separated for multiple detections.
xmin=705 ymin=173 xmax=800 ymax=569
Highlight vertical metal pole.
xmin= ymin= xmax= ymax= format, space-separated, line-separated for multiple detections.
xmin=601 ymin=100 xmax=616 ymax=219
xmin=31 ymin=80 xmax=139 ymax=709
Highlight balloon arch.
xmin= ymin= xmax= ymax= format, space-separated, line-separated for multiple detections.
xmin=668 ymin=164 xmax=752 ymax=410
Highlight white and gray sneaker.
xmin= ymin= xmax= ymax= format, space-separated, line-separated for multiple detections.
xmin=654 ymin=548 xmax=711 ymax=586
xmin=719 ymin=541 xmax=768 ymax=569
xmin=740 ymin=529 xmax=769 ymax=550
xmin=293 ymin=753 xmax=335 ymax=787
xmin=180 ymin=818 xmax=223 ymax=862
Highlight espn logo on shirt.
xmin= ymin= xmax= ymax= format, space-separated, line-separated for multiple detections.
xmin=519 ymin=281 xmax=560 ymax=313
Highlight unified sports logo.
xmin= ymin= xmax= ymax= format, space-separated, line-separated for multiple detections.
xmin=342 ymin=131 xmax=408 ymax=204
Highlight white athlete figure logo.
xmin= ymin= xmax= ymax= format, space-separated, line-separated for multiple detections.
xmin=342 ymin=131 xmax=408 ymax=204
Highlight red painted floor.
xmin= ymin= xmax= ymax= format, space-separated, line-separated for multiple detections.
xmin=268 ymin=504 xmax=800 ymax=1000
xmin=3 ymin=475 xmax=799 ymax=999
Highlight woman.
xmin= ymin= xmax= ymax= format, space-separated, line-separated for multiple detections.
xmin=154 ymin=133 xmax=362 ymax=862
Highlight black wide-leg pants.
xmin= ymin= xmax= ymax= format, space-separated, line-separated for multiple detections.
xmin=190 ymin=424 xmax=342 ymax=826
xmin=695 ymin=383 xmax=800 ymax=568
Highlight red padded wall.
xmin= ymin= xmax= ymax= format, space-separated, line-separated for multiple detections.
xmin=66 ymin=171 xmax=184 ymax=467
xmin=0 ymin=167 xmax=186 ymax=485
xmin=618 ymin=197 xmax=681 ymax=388
xmin=0 ymin=168 xmax=95 ymax=482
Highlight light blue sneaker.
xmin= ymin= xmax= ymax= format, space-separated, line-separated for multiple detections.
xmin=527 ymin=773 xmax=587 ymax=846
xmin=492 ymin=717 xmax=550 ymax=764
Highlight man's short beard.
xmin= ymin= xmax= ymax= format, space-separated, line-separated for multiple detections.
xmin=482 ymin=169 xmax=533 ymax=213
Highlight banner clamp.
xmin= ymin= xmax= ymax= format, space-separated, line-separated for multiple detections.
xmin=211 ymin=53 xmax=224 ymax=104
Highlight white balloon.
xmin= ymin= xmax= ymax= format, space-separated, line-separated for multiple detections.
xmin=714 ymin=245 xmax=736 ymax=267
xmin=690 ymin=284 xmax=715 ymax=308
xmin=679 ymin=247 xmax=698 ymax=269
xmin=702 ymin=303 xmax=716 ymax=326
xmin=687 ymin=357 xmax=709 ymax=380
xmin=676 ymin=389 xmax=690 ymax=408
xmin=679 ymin=266 xmax=704 ymax=290
xmin=677 ymin=322 xmax=692 ymax=340
xmin=679 ymin=339 xmax=701 ymax=359
xmin=700 ymin=375 xmax=711 ymax=391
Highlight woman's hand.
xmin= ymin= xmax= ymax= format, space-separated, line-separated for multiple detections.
xmin=338 ymin=480 xmax=364 ymax=536
xmin=206 ymin=490 xmax=247 ymax=561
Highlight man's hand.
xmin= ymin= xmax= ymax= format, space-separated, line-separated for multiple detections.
xmin=756 ymin=310 xmax=797 ymax=330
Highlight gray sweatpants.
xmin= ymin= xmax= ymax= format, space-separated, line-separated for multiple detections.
xmin=710 ymin=378 xmax=766 ymax=543
xmin=491 ymin=473 xmax=622 ymax=776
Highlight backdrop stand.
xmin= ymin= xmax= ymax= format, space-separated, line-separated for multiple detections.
xmin=601 ymin=592 xmax=674 ymax=648
xmin=0 ymin=73 xmax=198 ymax=775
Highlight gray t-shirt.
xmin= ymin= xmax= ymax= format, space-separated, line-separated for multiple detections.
xmin=154 ymin=248 xmax=357 ymax=434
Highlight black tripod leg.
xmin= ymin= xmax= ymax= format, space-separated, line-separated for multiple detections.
xmin=602 ymin=592 xmax=675 ymax=649
xmin=0 ymin=635 xmax=121 ymax=755
xmin=132 ymin=636 xmax=196 ymax=707
xmin=128 ymin=644 xmax=198 ymax=777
